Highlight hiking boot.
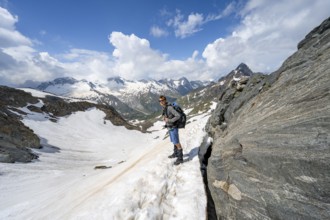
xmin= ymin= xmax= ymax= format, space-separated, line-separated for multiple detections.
xmin=174 ymin=149 xmax=183 ymax=165
xmin=168 ymin=152 xmax=177 ymax=158
xmin=168 ymin=145 xmax=178 ymax=158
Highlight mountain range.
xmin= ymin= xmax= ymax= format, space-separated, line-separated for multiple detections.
xmin=35 ymin=76 xmax=211 ymax=119
xmin=33 ymin=63 xmax=254 ymax=121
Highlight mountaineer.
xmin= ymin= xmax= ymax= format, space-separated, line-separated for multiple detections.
xmin=159 ymin=95 xmax=184 ymax=165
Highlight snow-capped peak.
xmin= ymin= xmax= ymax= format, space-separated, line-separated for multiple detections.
xmin=34 ymin=76 xmax=212 ymax=117
xmin=107 ymin=76 xmax=126 ymax=85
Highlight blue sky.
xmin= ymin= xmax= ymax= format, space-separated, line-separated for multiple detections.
xmin=6 ymin=0 xmax=238 ymax=59
xmin=0 ymin=0 xmax=329 ymax=86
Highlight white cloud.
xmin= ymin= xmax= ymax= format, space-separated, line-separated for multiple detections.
xmin=168 ymin=10 xmax=204 ymax=38
xmin=205 ymin=2 xmax=236 ymax=22
xmin=167 ymin=2 xmax=236 ymax=39
xmin=59 ymin=49 xmax=115 ymax=83
xmin=108 ymin=32 xmax=208 ymax=80
xmin=0 ymin=6 xmax=116 ymax=86
xmin=202 ymin=0 xmax=330 ymax=75
xmin=109 ymin=32 xmax=166 ymax=79
xmin=150 ymin=26 xmax=168 ymax=38
xmin=0 ymin=6 xmax=17 ymax=29
xmin=0 ymin=7 xmax=48 ymax=86
xmin=0 ymin=7 xmax=32 ymax=47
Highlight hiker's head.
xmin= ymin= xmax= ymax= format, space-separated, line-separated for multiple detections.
xmin=159 ymin=95 xmax=167 ymax=106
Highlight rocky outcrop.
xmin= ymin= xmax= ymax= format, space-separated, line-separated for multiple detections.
xmin=205 ymin=17 xmax=330 ymax=219
xmin=0 ymin=86 xmax=41 ymax=163
xmin=179 ymin=63 xmax=256 ymax=116
xmin=0 ymin=86 xmax=140 ymax=163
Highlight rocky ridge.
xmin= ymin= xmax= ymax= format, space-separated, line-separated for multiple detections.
xmin=204 ymin=17 xmax=330 ymax=219
xmin=178 ymin=62 xmax=255 ymax=116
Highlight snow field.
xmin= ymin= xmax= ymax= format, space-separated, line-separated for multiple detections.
xmin=0 ymin=105 xmax=212 ymax=219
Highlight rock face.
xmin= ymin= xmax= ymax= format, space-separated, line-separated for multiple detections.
xmin=0 ymin=86 xmax=139 ymax=163
xmin=205 ymin=17 xmax=330 ymax=219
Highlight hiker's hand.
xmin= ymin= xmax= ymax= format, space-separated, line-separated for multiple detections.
xmin=164 ymin=118 xmax=169 ymax=122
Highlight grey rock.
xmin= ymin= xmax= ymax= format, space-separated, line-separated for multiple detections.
xmin=0 ymin=140 xmax=38 ymax=163
xmin=205 ymin=17 xmax=330 ymax=219
xmin=94 ymin=165 xmax=112 ymax=169
xmin=0 ymin=154 xmax=13 ymax=163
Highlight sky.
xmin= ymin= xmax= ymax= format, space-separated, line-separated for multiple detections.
xmin=0 ymin=88 xmax=214 ymax=219
xmin=0 ymin=0 xmax=329 ymax=86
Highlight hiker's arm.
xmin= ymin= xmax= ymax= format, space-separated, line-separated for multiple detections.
xmin=167 ymin=106 xmax=180 ymax=123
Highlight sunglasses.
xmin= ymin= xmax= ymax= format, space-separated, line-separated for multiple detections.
xmin=159 ymin=99 xmax=165 ymax=102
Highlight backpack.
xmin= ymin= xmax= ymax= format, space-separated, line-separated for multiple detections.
xmin=168 ymin=102 xmax=187 ymax=129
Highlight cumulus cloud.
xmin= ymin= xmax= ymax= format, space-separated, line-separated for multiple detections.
xmin=109 ymin=32 xmax=166 ymax=79
xmin=108 ymin=32 xmax=207 ymax=80
xmin=202 ymin=0 xmax=330 ymax=75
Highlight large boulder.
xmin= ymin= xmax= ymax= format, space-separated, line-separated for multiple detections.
xmin=205 ymin=17 xmax=330 ymax=219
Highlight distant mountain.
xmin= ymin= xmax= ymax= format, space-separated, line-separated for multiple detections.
xmin=37 ymin=77 xmax=79 ymax=90
xmin=35 ymin=76 xmax=211 ymax=119
xmin=157 ymin=77 xmax=211 ymax=95
xmin=218 ymin=63 xmax=253 ymax=83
